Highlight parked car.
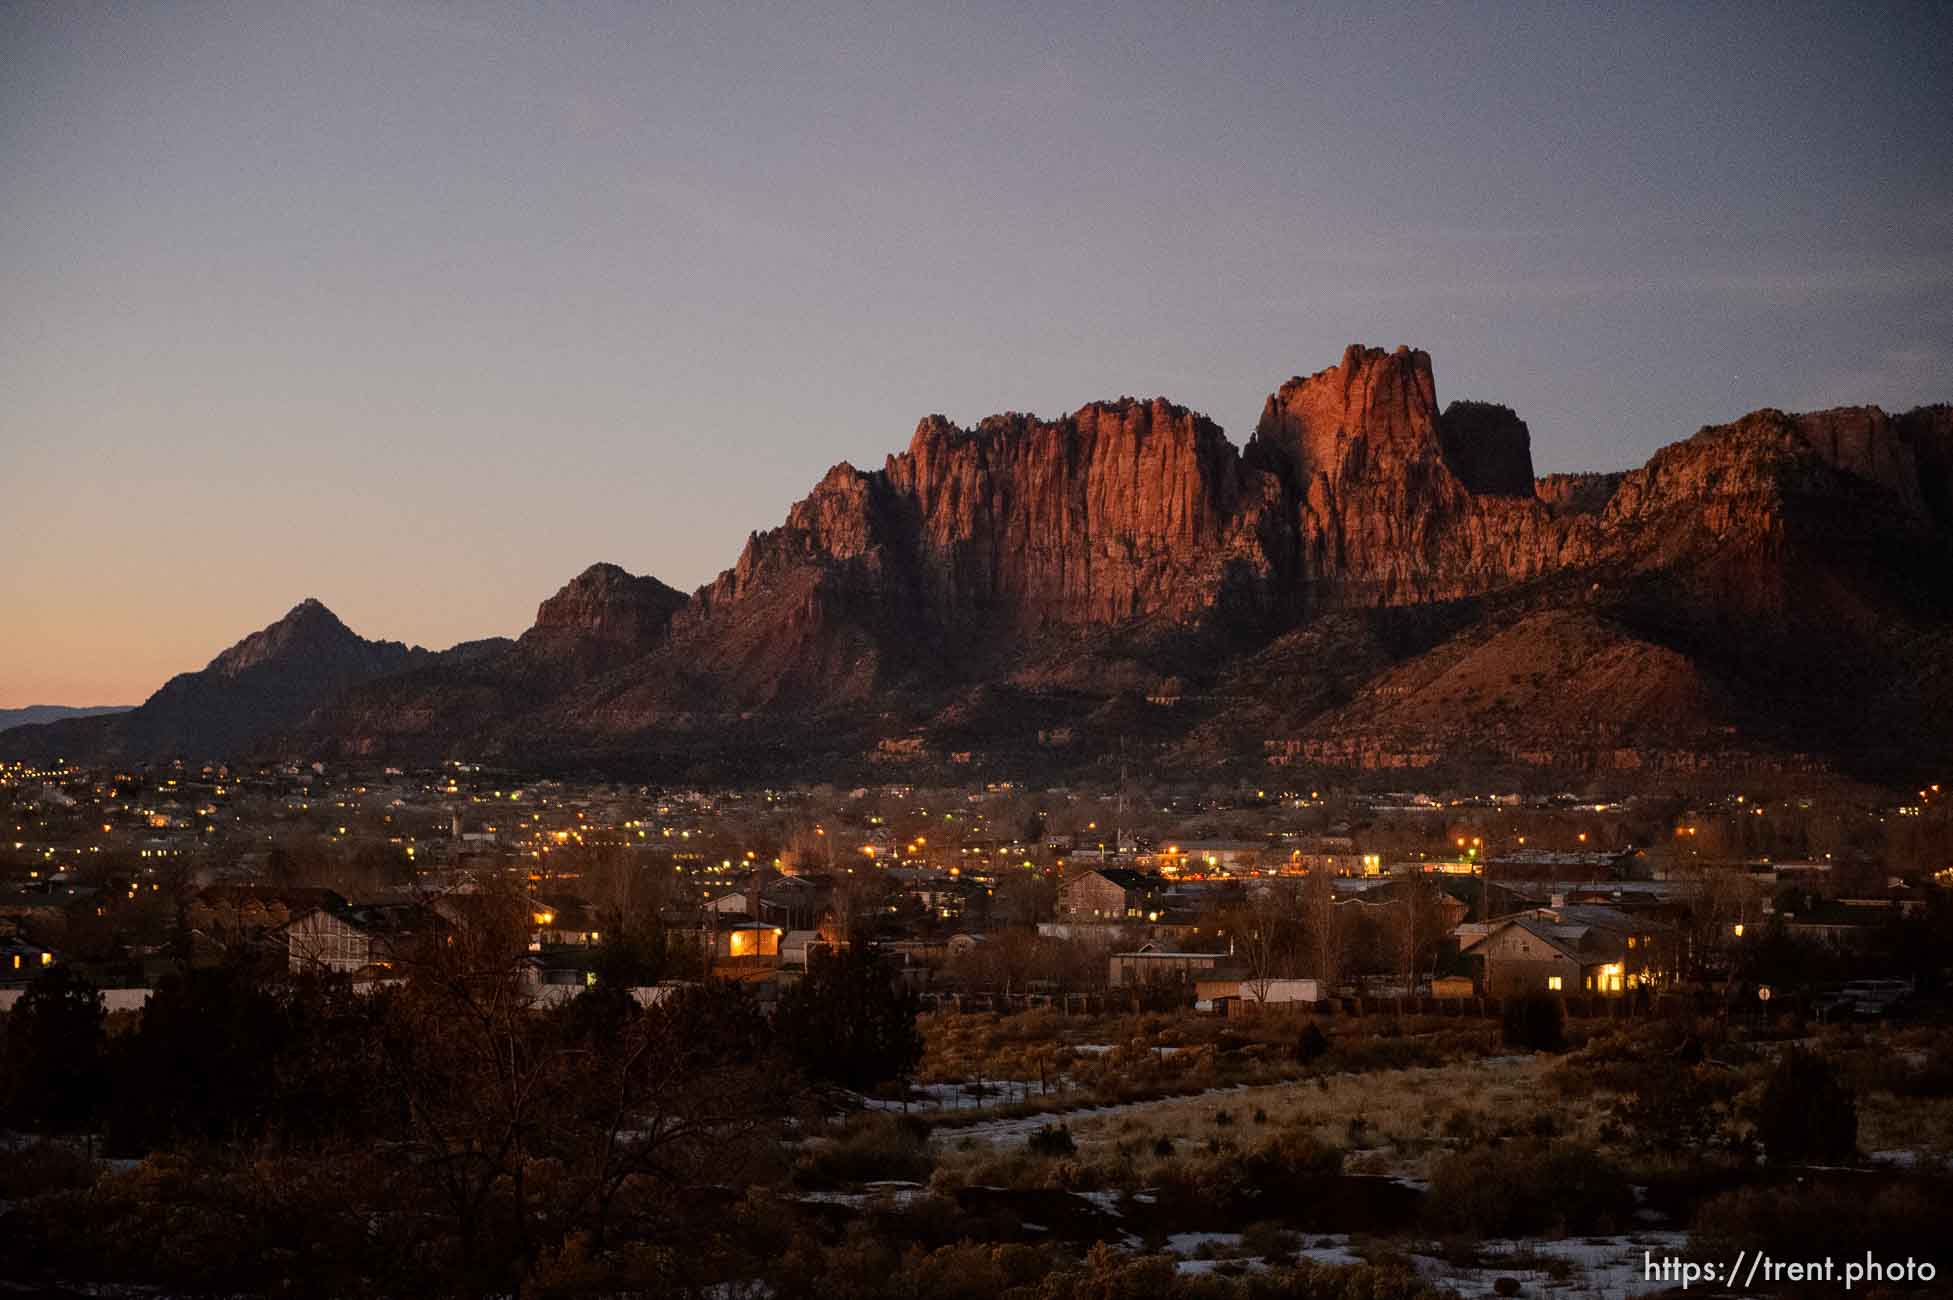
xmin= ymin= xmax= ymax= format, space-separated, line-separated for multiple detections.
xmin=1829 ymin=978 xmax=1914 ymax=1018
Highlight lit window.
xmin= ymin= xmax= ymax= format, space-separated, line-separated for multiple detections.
xmin=1546 ymin=975 xmax=1563 ymax=991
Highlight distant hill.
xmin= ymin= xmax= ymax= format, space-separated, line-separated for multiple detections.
xmin=0 ymin=600 xmax=511 ymax=763
xmin=0 ymin=704 xmax=132 ymax=733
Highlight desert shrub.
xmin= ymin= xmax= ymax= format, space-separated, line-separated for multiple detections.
xmin=1 ymin=1149 xmax=392 ymax=1297
xmin=1851 ymin=1037 xmax=1953 ymax=1099
xmin=1295 ymin=1020 xmax=1331 ymax=1063
xmin=1331 ymin=1034 xmax=1447 ymax=1073
xmin=897 ymin=1240 xmax=1057 ymax=1300
xmin=1239 ymin=1219 xmax=1300 ymax=1260
xmin=1611 ymin=1062 xmax=1739 ymax=1152
xmin=1427 ymin=1140 xmax=1632 ymax=1237
xmin=1239 ymin=1127 xmax=1346 ymax=1191
xmin=1751 ymin=1048 xmax=1856 ymax=1164
xmin=0 ymin=1139 xmax=100 ymax=1199
xmin=795 ymin=1113 xmax=934 ymax=1187
xmin=1502 ymin=995 xmax=1567 ymax=1053
xmin=1695 ymin=1180 xmax=1938 ymax=1264
xmin=1026 ymin=1123 xmax=1076 ymax=1157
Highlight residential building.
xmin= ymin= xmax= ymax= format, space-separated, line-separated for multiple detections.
xmin=1061 ymin=868 xmax=1167 ymax=920
xmin=1455 ymin=904 xmax=1674 ymax=997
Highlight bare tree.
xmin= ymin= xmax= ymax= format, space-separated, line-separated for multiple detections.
xmin=1678 ymin=862 xmax=1764 ymax=982
xmin=1393 ymin=874 xmax=1446 ymax=994
xmin=1226 ymin=880 xmax=1298 ymax=1003
xmin=1300 ymin=867 xmax=1343 ymax=991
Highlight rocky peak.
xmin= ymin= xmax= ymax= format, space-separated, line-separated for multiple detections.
xmin=1248 ymin=344 xmax=1442 ymax=490
xmin=526 ymin=563 xmax=686 ymax=650
xmin=1437 ymin=400 xmax=1537 ymax=497
xmin=208 ymin=598 xmax=360 ymax=676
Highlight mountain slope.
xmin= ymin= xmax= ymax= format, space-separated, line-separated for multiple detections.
xmin=0 ymin=600 xmax=504 ymax=763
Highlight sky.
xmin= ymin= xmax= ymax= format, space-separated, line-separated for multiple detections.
xmin=4 ymin=1 xmax=1950 ymax=707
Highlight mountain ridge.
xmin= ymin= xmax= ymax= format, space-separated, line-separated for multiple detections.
xmin=6 ymin=345 xmax=1949 ymax=788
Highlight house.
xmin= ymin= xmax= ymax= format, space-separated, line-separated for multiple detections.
xmin=1153 ymin=841 xmax=1267 ymax=874
xmin=885 ymin=932 xmax=982 ymax=967
xmin=529 ymin=895 xmax=602 ymax=947
xmin=1108 ymin=943 xmax=1231 ymax=988
xmin=1061 ymin=868 xmax=1168 ymax=920
xmin=779 ymin=929 xmax=827 ymax=968
xmin=711 ymin=920 xmax=782 ymax=963
xmin=1783 ymin=899 xmax=1912 ymax=949
xmin=287 ymin=907 xmax=392 ymax=975
xmin=1455 ymin=904 xmax=1674 ymax=997
xmin=0 ymin=937 xmax=55 ymax=984
xmin=1240 ymin=977 xmax=1322 ymax=1004
xmin=701 ymin=871 xmax=823 ymax=929
xmin=186 ymin=885 xmax=347 ymax=953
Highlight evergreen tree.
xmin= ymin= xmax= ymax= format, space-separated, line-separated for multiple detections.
xmin=772 ymin=942 xmax=922 ymax=1092
xmin=1754 ymin=1048 xmax=1856 ymax=1164
xmin=4 ymin=965 xmax=108 ymax=1134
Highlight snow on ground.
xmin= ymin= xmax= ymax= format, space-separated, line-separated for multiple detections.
xmin=1176 ymin=1258 xmax=1264 ymax=1275
xmin=1165 ymin=1231 xmax=1361 ymax=1265
xmin=864 ymin=1079 xmax=1064 ymax=1111
xmin=928 ymin=1083 xmax=1258 ymax=1147
xmin=795 ymin=1181 xmax=926 ymax=1209
xmin=1155 ymin=1225 xmax=1689 ymax=1293
xmin=1298 ymin=1238 xmax=1365 ymax=1267
xmin=1413 ymin=1231 xmax=1691 ymax=1299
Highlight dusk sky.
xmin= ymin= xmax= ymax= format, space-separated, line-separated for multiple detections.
xmin=4 ymin=1 xmax=1949 ymax=708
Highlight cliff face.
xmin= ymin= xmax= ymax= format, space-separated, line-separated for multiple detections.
xmin=694 ymin=398 xmax=1286 ymax=635
xmin=1537 ymin=471 xmax=1625 ymax=517
xmin=885 ymin=399 xmax=1286 ymax=628
xmin=1895 ymin=404 xmax=1953 ymax=530
xmin=1246 ymin=346 xmax=1594 ymax=609
xmin=1437 ymin=401 xmax=1538 ymax=497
